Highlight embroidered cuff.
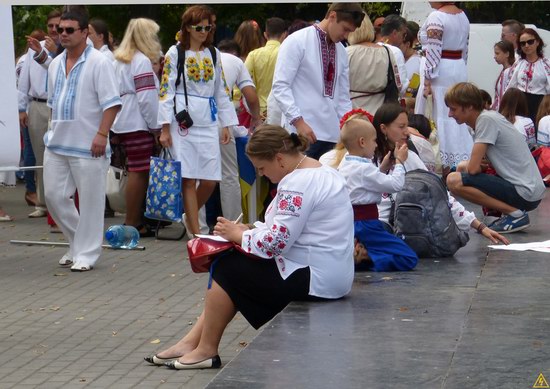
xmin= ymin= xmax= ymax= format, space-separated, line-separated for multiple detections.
xmin=290 ymin=116 xmax=303 ymax=126
xmin=33 ymin=49 xmax=48 ymax=65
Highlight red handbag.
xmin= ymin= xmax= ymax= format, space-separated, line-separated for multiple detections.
xmin=187 ymin=237 xmax=261 ymax=273
xmin=187 ymin=238 xmax=234 ymax=273
xmin=532 ymin=146 xmax=550 ymax=186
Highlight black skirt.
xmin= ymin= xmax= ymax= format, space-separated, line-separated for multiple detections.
xmin=523 ymin=92 xmax=544 ymax=133
xmin=212 ymin=250 xmax=310 ymax=329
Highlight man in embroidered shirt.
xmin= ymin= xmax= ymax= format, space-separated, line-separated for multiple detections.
xmin=18 ymin=9 xmax=61 ymax=218
xmin=377 ymin=14 xmax=409 ymax=97
xmin=44 ymin=10 xmax=121 ymax=272
xmin=245 ymin=17 xmax=287 ymax=119
xmin=445 ymin=82 xmax=545 ymax=234
xmin=272 ymin=2 xmax=363 ymax=160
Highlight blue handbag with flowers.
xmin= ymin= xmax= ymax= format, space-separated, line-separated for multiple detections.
xmin=145 ymin=149 xmax=183 ymax=223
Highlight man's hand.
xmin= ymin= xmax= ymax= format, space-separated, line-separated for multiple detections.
xmin=19 ymin=112 xmax=28 ymax=128
xmin=44 ymin=36 xmax=57 ymax=54
xmin=294 ymin=117 xmax=317 ymax=144
xmin=26 ymin=35 xmax=41 ymax=53
xmin=91 ymin=133 xmax=108 ymax=158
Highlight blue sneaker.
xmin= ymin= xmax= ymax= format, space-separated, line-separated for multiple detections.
xmin=490 ymin=212 xmax=530 ymax=234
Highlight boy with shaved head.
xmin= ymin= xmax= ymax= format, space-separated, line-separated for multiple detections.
xmin=338 ymin=114 xmax=418 ymax=272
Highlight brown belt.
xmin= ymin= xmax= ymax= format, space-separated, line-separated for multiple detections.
xmin=441 ymin=50 xmax=463 ymax=60
xmin=353 ymin=204 xmax=379 ymax=221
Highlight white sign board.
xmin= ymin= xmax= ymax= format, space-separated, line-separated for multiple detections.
xmin=0 ymin=5 xmax=21 ymax=169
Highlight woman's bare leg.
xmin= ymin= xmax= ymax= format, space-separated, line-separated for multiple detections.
xmin=178 ymin=281 xmax=237 ymax=363
xmin=156 ymin=312 xmax=205 ymax=358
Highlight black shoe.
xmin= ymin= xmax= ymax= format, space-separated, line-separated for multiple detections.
xmin=165 ymin=355 xmax=221 ymax=370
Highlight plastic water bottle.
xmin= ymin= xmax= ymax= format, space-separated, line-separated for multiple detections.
xmin=105 ymin=225 xmax=140 ymax=249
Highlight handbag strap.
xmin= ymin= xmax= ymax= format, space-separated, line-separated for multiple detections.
xmin=382 ymin=45 xmax=396 ymax=89
xmin=174 ymin=45 xmax=189 ymax=115
xmin=160 ymin=147 xmax=174 ymax=160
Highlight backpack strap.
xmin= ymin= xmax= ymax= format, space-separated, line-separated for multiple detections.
xmin=208 ymin=46 xmax=217 ymax=67
xmin=174 ymin=45 xmax=189 ymax=116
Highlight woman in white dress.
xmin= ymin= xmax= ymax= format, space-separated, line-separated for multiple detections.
xmin=415 ymin=1 xmax=472 ymax=172
xmin=507 ymin=28 xmax=550 ymax=133
xmin=346 ymin=14 xmax=400 ymax=114
xmin=159 ymin=5 xmax=238 ymax=235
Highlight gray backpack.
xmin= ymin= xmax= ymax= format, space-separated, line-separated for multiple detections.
xmin=392 ymin=169 xmax=469 ymax=258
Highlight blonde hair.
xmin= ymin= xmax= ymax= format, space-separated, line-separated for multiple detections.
xmin=340 ymin=118 xmax=376 ymax=151
xmin=347 ymin=13 xmax=374 ymax=45
xmin=114 ymin=18 xmax=161 ymax=64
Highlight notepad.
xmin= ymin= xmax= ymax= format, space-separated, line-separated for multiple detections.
xmin=195 ymin=234 xmax=229 ymax=242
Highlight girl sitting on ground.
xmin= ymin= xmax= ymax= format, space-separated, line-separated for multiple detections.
xmin=499 ymin=87 xmax=536 ymax=148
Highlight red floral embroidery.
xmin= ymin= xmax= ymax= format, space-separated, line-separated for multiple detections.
xmin=277 ymin=190 xmax=303 ymax=217
xmin=253 ymin=223 xmax=290 ymax=258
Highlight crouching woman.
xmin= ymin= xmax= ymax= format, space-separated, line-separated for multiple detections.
xmin=145 ymin=125 xmax=354 ymax=369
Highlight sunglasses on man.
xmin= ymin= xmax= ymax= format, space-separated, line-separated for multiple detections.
xmin=56 ymin=26 xmax=82 ymax=34
xmin=190 ymin=25 xmax=212 ymax=33
xmin=519 ymin=38 xmax=536 ymax=47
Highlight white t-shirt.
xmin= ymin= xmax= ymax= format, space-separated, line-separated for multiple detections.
xmin=46 ymin=45 xmax=121 ymax=158
xmin=112 ymin=50 xmax=160 ymax=134
xmin=538 ymin=115 xmax=550 ymax=146
xmin=474 ymin=110 xmax=545 ymax=201
xmin=241 ymin=165 xmax=354 ymax=299
xmin=513 ymin=115 xmax=536 ymax=146
xmin=99 ymin=45 xmax=115 ymax=62
xmin=220 ymin=52 xmax=254 ymax=92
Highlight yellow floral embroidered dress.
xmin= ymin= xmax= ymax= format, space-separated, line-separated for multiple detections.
xmin=158 ymin=45 xmax=237 ymax=180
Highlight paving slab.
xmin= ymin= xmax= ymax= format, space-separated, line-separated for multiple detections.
xmin=0 ymin=185 xmax=257 ymax=388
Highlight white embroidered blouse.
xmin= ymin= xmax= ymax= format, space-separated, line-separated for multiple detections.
xmin=507 ymin=57 xmax=550 ymax=95
xmin=241 ymin=166 xmax=354 ymax=299
xmin=419 ymin=10 xmax=469 ymax=80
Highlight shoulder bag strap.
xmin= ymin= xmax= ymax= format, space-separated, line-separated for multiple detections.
xmin=174 ymin=45 xmax=189 ymax=116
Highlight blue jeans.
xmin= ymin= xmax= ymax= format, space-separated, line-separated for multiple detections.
xmin=22 ymin=127 xmax=36 ymax=193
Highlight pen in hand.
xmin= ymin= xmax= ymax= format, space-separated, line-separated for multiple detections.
xmin=233 ymin=213 xmax=243 ymax=224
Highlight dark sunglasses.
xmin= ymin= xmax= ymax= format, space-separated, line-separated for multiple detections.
xmin=337 ymin=10 xmax=366 ymax=24
xmin=56 ymin=26 xmax=82 ymax=34
xmin=190 ymin=25 xmax=212 ymax=33
xmin=47 ymin=23 xmax=59 ymax=29
xmin=519 ymin=38 xmax=536 ymax=47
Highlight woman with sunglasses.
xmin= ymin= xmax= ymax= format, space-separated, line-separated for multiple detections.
xmin=158 ymin=5 xmax=237 ymax=236
xmin=507 ymin=28 xmax=550 ymax=133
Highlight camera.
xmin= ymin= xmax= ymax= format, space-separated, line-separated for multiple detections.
xmin=175 ymin=109 xmax=193 ymax=129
